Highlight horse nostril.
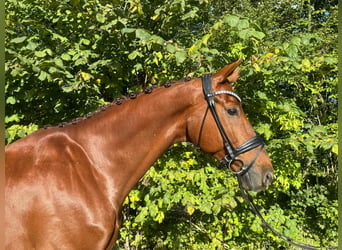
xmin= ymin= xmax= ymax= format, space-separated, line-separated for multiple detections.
xmin=263 ymin=171 xmax=274 ymax=187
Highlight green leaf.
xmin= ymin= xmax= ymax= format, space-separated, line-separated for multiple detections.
xmin=212 ymin=200 xmax=221 ymax=215
xmin=128 ymin=50 xmax=142 ymax=60
xmin=6 ymin=96 xmax=16 ymax=104
xmin=75 ymin=58 xmax=87 ymax=66
xmin=201 ymin=34 xmax=212 ymax=45
xmin=10 ymin=36 xmax=27 ymax=43
xmin=80 ymin=38 xmax=90 ymax=45
xmin=38 ymin=71 xmax=48 ymax=81
xmin=286 ymin=44 xmax=298 ymax=57
xmin=150 ymin=35 xmax=165 ymax=45
xmin=175 ymin=51 xmax=187 ymax=65
xmin=136 ymin=29 xmax=151 ymax=40
xmin=238 ymin=29 xmax=250 ymax=40
xmin=166 ymin=44 xmax=176 ymax=53
xmin=96 ymin=13 xmax=106 ymax=23
xmin=291 ymin=37 xmax=301 ymax=45
xmin=26 ymin=41 xmax=38 ymax=50
xmin=256 ymin=123 xmax=273 ymax=140
xmin=324 ymin=56 xmax=337 ymax=64
xmin=332 ymin=144 xmax=338 ymax=155
xmin=48 ymin=67 xmax=59 ymax=74
xmin=121 ymin=28 xmax=136 ymax=33
xmin=134 ymin=208 xmax=148 ymax=223
xmin=45 ymin=48 xmax=53 ymax=56
xmin=34 ymin=51 xmax=46 ymax=58
xmin=251 ymin=30 xmax=265 ymax=39
xmin=224 ymin=15 xmax=240 ymax=27
xmin=134 ymin=63 xmax=143 ymax=71
xmin=54 ymin=58 xmax=64 ymax=68
xmin=199 ymin=201 xmax=212 ymax=214
xmin=51 ymin=33 xmax=68 ymax=42
xmin=155 ymin=211 xmax=164 ymax=223
xmin=5 ymin=114 xmax=21 ymax=123
xmin=238 ymin=19 xmax=249 ymax=29
xmin=61 ymin=53 xmax=71 ymax=61
xmin=301 ymin=58 xmax=311 ymax=71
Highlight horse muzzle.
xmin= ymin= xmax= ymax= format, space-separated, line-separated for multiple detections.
xmin=238 ymin=165 xmax=274 ymax=192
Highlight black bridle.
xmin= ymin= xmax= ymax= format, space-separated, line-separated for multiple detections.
xmin=198 ymin=73 xmax=338 ymax=250
xmin=197 ymin=73 xmax=264 ymax=176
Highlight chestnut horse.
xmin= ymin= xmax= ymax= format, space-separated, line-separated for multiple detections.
xmin=5 ymin=60 xmax=273 ymax=249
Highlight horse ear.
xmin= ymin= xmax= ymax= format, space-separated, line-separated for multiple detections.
xmin=212 ymin=59 xmax=242 ymax=84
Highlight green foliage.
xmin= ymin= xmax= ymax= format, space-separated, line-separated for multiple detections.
xmin=5 ymin=0 xmax=337 ymax=249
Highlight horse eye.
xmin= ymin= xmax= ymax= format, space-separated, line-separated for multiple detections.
xmin=227 ymin=108 xmax=238 ymax=116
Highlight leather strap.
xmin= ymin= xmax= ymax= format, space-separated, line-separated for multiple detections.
xmin=201 ymin=73 xmax=264 ymax=176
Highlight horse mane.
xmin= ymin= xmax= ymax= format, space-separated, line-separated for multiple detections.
xmin=50 ymin=77 xmax=194 ymax=128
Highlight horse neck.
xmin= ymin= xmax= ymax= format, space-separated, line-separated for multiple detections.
xmin=71 ymin=80 xmax=201 ymax=204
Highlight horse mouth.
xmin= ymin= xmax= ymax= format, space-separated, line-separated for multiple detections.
xmin=240 ymin=177 xmax=267 ymax=192
xmin=239 ymin=168 xmax=274 ymax=192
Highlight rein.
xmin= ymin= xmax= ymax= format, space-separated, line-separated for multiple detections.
xmin=199 ymin=73 xmax=338 ymax=250
xmin=238 ymin=179 xmax=338 ymax=250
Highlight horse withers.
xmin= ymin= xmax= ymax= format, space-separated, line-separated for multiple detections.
xmin=5 ymin=60 xmax=273 ymax=249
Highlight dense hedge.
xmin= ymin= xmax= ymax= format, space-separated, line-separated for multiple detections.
xmin=5 ymin=0 xmax=337 ymax=249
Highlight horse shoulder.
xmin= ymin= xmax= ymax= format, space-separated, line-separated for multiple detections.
xmin=6 ymin=130 xmax=90 ymax=180
xmin=5 ymin=129 xmax=116 ymax=249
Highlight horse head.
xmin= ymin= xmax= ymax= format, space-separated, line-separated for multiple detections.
xmin=187 ymin=60 xmax=274 ymax=192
